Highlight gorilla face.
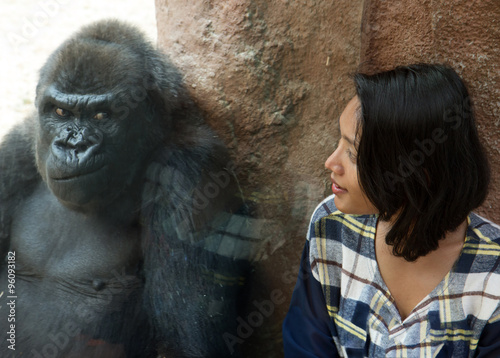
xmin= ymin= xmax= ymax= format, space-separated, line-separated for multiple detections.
xmin=30 ymin=22 xmax=178 ymax=212
xmin=35 ymin=84 xmax=152 ymax=211
xmin=32 ymin=33 xmax=163 ymax=213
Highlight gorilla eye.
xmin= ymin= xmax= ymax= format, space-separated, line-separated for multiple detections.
xmin=93 ymin=112 xmax=110 ymax=120
xmin=55 ymin=107 xmax=71 ymax=118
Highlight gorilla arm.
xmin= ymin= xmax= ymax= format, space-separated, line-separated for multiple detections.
xmin=0 ymin=118 xmax=40 ymax=258
xmin=141 ymin=126 xmax=250 ymax=358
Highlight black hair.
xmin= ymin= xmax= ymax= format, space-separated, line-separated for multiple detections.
xmin=354 ymin=63 xmax=490 ymax=261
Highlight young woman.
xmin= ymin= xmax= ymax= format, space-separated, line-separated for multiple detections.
xmin=283 ymin=64 xmax=500 ymax=357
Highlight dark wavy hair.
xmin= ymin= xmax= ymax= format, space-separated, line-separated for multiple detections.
xmin=354 ymin=64 xmax=490 ymax=261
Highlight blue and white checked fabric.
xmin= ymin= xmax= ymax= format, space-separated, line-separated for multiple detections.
xmin=284 ymin=195 xmax=500 ymax=358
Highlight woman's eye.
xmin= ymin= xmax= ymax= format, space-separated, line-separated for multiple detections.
xmin=346 ymin=149 xmax=357 ymax=162
xmin=93 ymin=112 xmax=109 ymax=120
xmin=55 ymin=107 xmax=71 ymax=118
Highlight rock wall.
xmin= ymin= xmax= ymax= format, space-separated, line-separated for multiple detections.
xmin=360 ymin=0 xmax=500 ymax=223
xmin=155 ymin=0 xmax=364 ymax=355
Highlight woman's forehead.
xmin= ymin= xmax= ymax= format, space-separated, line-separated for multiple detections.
xmin=339 ymin=96 xmax=361 ymax=141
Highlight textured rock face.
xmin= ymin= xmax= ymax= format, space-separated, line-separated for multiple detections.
xmin=360 ymin=0 xmax=500 ymax=223
xmin=155 ymin=0 xmax=363 ymax=201
xmin=155 ymin=0 xmax=364 ymax=355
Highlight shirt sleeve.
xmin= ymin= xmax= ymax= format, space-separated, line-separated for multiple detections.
xmin=282 ymin=241 xmax=339 ymax=358
xmin=474 ymin=318 xmax=500 ymax=357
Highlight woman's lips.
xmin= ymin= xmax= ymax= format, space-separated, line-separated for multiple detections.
xmin=331 ymin=177 xmax=348 ymax=194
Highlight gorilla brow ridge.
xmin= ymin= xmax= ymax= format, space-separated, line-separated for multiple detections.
xmin=44 ymin=85 xmax=115 ymax=111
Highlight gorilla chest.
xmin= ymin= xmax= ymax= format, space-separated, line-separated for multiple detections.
xmin=10 ymin=184 xmax=142 ymax=281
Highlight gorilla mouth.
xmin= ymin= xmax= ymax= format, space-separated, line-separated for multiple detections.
xmin=51 ymin=165 xmax=106 ymax=181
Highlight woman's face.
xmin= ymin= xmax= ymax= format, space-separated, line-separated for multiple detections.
xmin=325 ymin=96 xmax=378 ymax=215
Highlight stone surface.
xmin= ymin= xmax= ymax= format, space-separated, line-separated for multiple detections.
xmin=360 ymin=0 xmax=500 ymax=223
xmin=155 ymin=0 xmax=364 ymax=355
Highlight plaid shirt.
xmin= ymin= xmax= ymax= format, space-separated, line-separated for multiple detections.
xmin=283 ymin=195 xmax=500 ymax=358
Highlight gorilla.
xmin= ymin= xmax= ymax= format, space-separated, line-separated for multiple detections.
xmin=0 ymin=20 xmax=251 ymax=357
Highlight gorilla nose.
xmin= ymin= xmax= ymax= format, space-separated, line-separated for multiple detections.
xmin=53 ymin=127 xmax=102 ymax=164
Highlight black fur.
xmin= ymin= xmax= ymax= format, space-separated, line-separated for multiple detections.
xmin=0 ymin=20 xmax=249 ymax=357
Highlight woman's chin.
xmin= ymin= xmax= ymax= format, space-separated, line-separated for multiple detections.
xmin=333 ymin=195 xmax=378 ymax=215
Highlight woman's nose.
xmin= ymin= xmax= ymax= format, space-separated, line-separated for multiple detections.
xmin=325 ymin=148 xmax=344 ymax=175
